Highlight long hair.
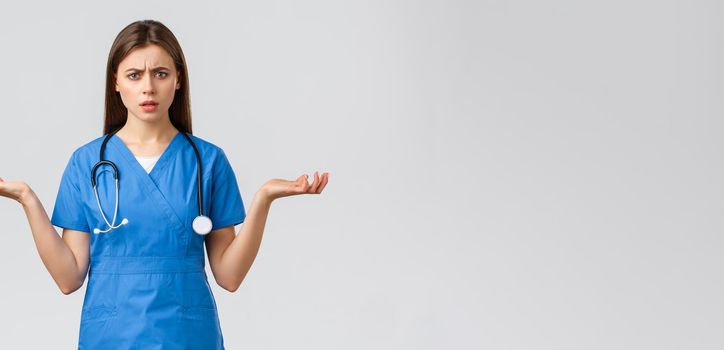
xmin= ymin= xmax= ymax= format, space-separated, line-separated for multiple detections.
xmin=103 ymin=20 xmax=192 ymax=135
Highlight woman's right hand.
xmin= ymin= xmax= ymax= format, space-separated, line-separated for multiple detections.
xmin=0 ymin=177 xmax=32 ymax=204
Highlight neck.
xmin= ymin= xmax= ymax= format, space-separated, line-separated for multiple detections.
xmin=116 ymin=112 xmax=179 ymax=144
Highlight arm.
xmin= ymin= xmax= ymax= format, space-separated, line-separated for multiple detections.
xmin=205 ymin=171 xmax=329 ymax=292
xmin=205 ymin=189 xmax=272 ymax=292
xmin=3 ymin=181 xmax=90 ymax=295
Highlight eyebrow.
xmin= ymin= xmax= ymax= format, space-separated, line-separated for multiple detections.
xmin=124 ymin=66 xmax=171 ymax=73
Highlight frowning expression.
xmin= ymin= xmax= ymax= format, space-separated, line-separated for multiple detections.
xmin=115 ymin=44 xmax=180 ymax=122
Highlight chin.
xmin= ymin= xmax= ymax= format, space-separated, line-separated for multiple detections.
xmin=131 ymin=111 xmax=166 ymax=123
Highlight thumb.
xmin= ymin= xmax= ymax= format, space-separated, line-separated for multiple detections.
xmin=0 ymin=177 xmax=4 ymax=182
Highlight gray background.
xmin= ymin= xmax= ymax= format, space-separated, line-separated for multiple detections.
xmin=0 ymin=0 xmax=721 ymax=349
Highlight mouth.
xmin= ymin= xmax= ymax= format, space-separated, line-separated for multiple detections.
xmin=140 ymin=100 xmax=159 ymax=112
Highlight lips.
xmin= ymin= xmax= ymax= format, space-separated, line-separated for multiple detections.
xmin=140 ymin=100 xmax=158 ymax=106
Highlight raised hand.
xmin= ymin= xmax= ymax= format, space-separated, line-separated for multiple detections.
xmin=0 ymin=177 xmax=32 ymax=204
xmin=261 ymin=171 xmax=329 ymax=201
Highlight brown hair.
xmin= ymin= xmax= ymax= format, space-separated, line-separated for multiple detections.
xmin=103 ymin=19 xmax=192 ymax=135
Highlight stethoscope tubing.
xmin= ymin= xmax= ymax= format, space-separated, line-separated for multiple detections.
xmin=91 ymin=129 xmax=209 ymax=234
xmin=180 ymin=132 xmax=204 ymax=218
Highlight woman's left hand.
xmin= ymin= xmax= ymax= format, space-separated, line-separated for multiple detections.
xmin=261 ymin=171 xmax=329 ymax=201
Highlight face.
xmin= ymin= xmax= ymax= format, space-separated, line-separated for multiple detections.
xmin=115 ymin=44 xmax=181 ymax=123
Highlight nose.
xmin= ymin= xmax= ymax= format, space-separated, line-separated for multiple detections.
xmin=142 ymin=73 xmax=155 ymax=95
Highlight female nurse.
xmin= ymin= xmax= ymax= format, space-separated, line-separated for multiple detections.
xmin=0 ymin=19 xmax=329 ymax=349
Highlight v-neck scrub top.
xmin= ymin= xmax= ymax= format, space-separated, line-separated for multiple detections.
xmin=135 ymin=154 xmax=161 ymax=173
xmin=50 ymin=132 xmax=246 ymax=349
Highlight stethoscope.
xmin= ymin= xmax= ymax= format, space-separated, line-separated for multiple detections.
xmin=90 ymin=129 xmax=214 ymax=235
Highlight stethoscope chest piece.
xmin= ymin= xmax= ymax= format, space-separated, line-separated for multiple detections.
xmin=94 ymin=130 xmax=212 ymax=236
xmin=192 ymin=215 xmax=213 ymax=235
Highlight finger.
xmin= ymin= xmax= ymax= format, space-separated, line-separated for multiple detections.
xmin=296 ymin=175 xmax=307 ymax=184
xmin=303 ymin=174 xmax=311 ymax=191
xmin=316 ymin=172 xmax=329 ymax=193
xmin=309 ymin=171 xmax=320 ymax=193
xmin=295 ymin=174 xmax=308 ymax=193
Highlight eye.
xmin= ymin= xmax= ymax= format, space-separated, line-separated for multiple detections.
xmin=156 ymin=71 xmax=168 ymax=78
xmin=127 ymin=72 xmax=140 ymax=80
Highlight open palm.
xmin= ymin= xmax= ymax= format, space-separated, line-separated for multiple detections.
xmin=262 ymin=171 xmax=329 ymax=200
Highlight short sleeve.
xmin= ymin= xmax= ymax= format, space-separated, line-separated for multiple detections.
xmin=208 ymin=149 xmax=246 ymax=230
xmin=50 ymin=152 xmax=90 ymax=233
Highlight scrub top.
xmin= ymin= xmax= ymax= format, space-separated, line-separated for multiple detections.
xmin=50 ymin=131 xmax=246 ymax=349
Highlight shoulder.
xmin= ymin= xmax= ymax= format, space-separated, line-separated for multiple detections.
xmin=63 ymin=135 xmax=107 ymax=169
xmin=183 ymin=134 xmax=237 ymax=176
xmin=184 ymin=133 xmax=231 ymax=161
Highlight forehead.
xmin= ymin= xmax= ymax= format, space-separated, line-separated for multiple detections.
xmin=118 ymin=44 xmax=175 ymax=70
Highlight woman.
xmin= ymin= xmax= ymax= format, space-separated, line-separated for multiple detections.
xmin=0 ymin=19 xmax=329 ymax=349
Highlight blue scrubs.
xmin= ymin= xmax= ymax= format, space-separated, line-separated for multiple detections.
xmin=50 ymin=132 xmax=246 ymax=349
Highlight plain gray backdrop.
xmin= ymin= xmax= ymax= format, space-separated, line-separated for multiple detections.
xmin=0 ymin=0 xmax=722 ymax=349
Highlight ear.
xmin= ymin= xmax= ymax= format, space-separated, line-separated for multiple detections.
xmin=176 ymin=72 xmax=181 ymax=90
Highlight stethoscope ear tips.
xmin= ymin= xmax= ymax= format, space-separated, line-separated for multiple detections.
xmin=93 ymin=218 xmax=128 ymax=234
